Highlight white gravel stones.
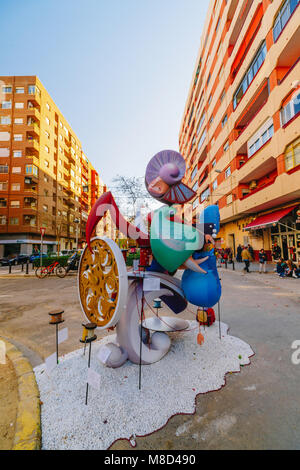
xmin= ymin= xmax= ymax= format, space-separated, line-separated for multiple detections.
xmin=34 ymin=321 xmax=254 ymax=450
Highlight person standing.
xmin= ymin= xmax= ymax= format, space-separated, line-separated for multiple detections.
xmin=248 ymin=244 xmax=254 ymax=261
xmin=272 ymin=242 xmax=281 ymax=261
xmin=258 ymin=249 xmax=267 ymax=273
xmin=236 ymin=244 xmax=242 ymax=262
xmin=242 ymin=246 xmax=251 ymax=273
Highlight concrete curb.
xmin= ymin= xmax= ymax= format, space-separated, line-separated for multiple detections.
xmin=1 ymin=337 xmax=41 ymax=450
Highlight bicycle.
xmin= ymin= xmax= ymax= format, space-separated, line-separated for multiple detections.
xmin=35 ymin=261 xmax=67 ymax=279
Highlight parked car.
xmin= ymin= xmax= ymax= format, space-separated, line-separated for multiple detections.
xmin=29 ymin=253 xmax=48 ymax=262
xmin=0 ymin=254 xmax=30 ymax=266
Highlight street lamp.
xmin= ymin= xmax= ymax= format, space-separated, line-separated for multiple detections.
xmin=74 ymin=218 xmax=80 ymax=250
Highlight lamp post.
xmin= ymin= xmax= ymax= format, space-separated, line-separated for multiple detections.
xmin=74 ymin=218 xmax=80 ymax=250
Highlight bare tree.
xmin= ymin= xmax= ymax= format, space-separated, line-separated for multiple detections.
xmin=112 ymin=175 xmax=152 ymax=218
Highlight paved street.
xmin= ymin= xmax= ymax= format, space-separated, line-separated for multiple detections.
xmin=0 ymin=269 xmax=299 ymax=449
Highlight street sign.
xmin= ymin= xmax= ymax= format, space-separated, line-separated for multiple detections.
xmin=40 ymin=227 xmax=46 ymax=236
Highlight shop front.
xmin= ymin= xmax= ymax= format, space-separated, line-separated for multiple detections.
xmin=244 ymin=204 xmax=300 ymax=262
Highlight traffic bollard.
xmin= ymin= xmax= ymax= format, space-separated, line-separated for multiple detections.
xmin=9 ymin=264 xmax=11 ymax=274
xmin=26 ymin=260 xmax=29 ymax=274
xmin=21 ymin=262 xmax=24 ymax=272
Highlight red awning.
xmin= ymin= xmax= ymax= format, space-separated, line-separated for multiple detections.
xmin=244 ymin=205 xmax=298 ymax=231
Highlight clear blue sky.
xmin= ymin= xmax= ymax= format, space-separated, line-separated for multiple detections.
xmin=2 ymin=0 xmax=209 ymax=186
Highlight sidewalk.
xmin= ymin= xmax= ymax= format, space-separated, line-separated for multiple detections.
xmin=0 ymin=266 xmax=77 ymax=278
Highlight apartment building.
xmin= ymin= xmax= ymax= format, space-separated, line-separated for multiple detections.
xmin=179 ymin=0 xmax=300 ymax=261
xmin=0 ymin=76 xmax=102 ymax=257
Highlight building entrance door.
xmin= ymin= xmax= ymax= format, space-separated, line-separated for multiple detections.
xmin=228 ymin=234 xmax=236 ymax=256
xmin=281 ymin=235 xmax=289 ymax=260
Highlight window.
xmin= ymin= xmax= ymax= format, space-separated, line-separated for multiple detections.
xmin=216 ymin=18 xmax=220 ymax=32
xmin=45 ymin=131 xmax=50 ymax=139
xmin=14 ymin=118 xmax=23 ymax=124
xmin=208 ymin=94 xmax=212 ymax=105
xmin=192 ymin=198 xmax=199 ymax=210
xmin=225 ymin=167 xmax=231 ymax=178
xmin=273 ymin=0 xmax=299 ymax=42
xmin=281 ymin=91 xmax=300 ymax=126
xmin=222 ymin=114 xmax=228 ymax=127
xmin=43 ymin=205 xmax=48 ymax=212
xmin=44 ymin=160 xmax=49 ymax=167
xmin=10 ymin=217 xmax=19 ymax=225
xmin=14 ymin=134 xmax=23 ymax=141
xmin=220 ymin=89 xmax=226 ymax=102
xmin=0 ymin=148 xmax=9 ymax=157
xmin=209 ymin=115 xmax=214 ymax=125
xmin=0 ymin=215 xmax=6 ymax=225
xmin=200 ymin=187 xmax=210 ymax=202
xmin=44 ymin=175 xmax=49 ymax=183
xmin=45 ymin=145 xmax=49 ymax=153
xmin=0 ymin=198 xmax=7 ymax=207
xmin=2 ymin=86 xmax=12 ymax=94
xmin=198 ymin=128 xmax=207 ymax=151
xmin=25 ymin=164 xmax=38 ymax=176
xmin=191 ymin=166 xmax=198 ymax=181
xmin=248 ymin=117 xmax=274 ymax=157
xmin=12 ymin=167 xmax=21 ymax=173
xmin=46 ymin=103 xmax=51 ymax=111
xmin=45 ymin=117 xmax=50 ymax=125
xmin=285 ymin=136 xmax=300 ymax=171
xmin=197 ymin=112 xmax=205 ymax=135
xmin=1 ymin=116 xmax=11 ymax=125
xmin=13 ymin=150 xmax=22 ymax=158
xmin=192 ymin=182 xmax=198 ymax=191
xmin=212 ymin=158 xmax=216 ymax=168
xmin=15 ymin=102 xmax=24 ymax=109
xmin=223 ymin=141 xmax=229 ymax=152
xmin=0 ymin=132 xmax=10 ymax=141
xmin=226 ymin=194 xmax=233 ymax=205
xmin=28 ymin=85 xmax=37 ymax=94
xmin=0 ymin=165 xmax=8 ymax=173
xmin=2 ymin=101 xmax=12 ymax=109
xmin=10 ymin=200 xmax=20 ymax=208
xmin=207 ymin=74 xmax=211 ymax=86
xmin=11 ymin=183 xmax=20 ymax=191
xmin=15 ymin=87 xmax=24 ymax=94
xmin=0 ymin=182 xmax=8 ymax=190
xmin=233 ymin=42 xmax=267 ymax=109
xmin=212 ymin=179 xmax=218 ymax=191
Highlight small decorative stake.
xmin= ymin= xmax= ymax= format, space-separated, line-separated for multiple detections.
xmin=48 ymin=309 xmax=64 ymax=364
xmin=80 ymin=323 xmax=97 ymax=405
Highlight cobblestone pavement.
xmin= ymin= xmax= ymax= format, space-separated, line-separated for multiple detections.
xmin=0 ymin=270 xmax=299 ymax=450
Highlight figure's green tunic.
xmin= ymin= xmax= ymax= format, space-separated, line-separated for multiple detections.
xmin=150 ymin=205 xmax=200 ymax=272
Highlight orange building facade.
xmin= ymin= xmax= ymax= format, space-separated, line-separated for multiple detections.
xmin=0 ymin=76 xmax=103 ymax=257
xmin=179 ymin=0 xmax=300 ymax=261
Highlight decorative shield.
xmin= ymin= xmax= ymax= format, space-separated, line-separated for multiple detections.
xmin=78 ymin=237 xmax=128 ymax=329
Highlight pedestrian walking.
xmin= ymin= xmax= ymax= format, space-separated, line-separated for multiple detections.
xmin=258 ymin=249 xmax=267 ymax=273
xmin=241 ymin=246 xmax=251 ymax=273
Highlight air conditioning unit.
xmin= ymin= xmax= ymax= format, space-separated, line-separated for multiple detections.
xmin=249 ymin=180 xmax=257 ymax=190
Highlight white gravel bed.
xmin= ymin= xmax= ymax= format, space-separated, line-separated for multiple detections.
xmin=34 ymin=321 xmax=254 ymax=450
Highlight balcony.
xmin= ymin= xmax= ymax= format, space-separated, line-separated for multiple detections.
xmin=27 ymin=90 xmax=41 ymax=106
xmin=26 ymin=138 xmax=39 ymax=153
xmin=26 ymin=122 xmax=40 ymax=138
xmin=234 ymin=79 xmax=269 ymax=140
xmin=276 ymin=25 xmax=300 ymax=84
xmin=228 ymin=0 xmax=254 ymax=54
xmin=27 ymin=105 xmax=40 ymax=121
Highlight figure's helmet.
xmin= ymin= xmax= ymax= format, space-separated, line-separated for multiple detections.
xmin=145 ymin=150 xmax=196 ymax=205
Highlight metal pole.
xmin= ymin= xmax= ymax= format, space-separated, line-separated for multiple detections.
xmin=85 ymin=342 xmax=92 ymax=405
xmin=218 ymin=301 xmax=221 ymax=340
xmin=139 ymin=286 xmax=144 ymax=391
xmin=9 ymin=264 xmax=11 ymax=274
xmin=40 ymin=233 xmax=43 ymax=268
xmin=56 ymin=323 xmax=59 ymax=364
